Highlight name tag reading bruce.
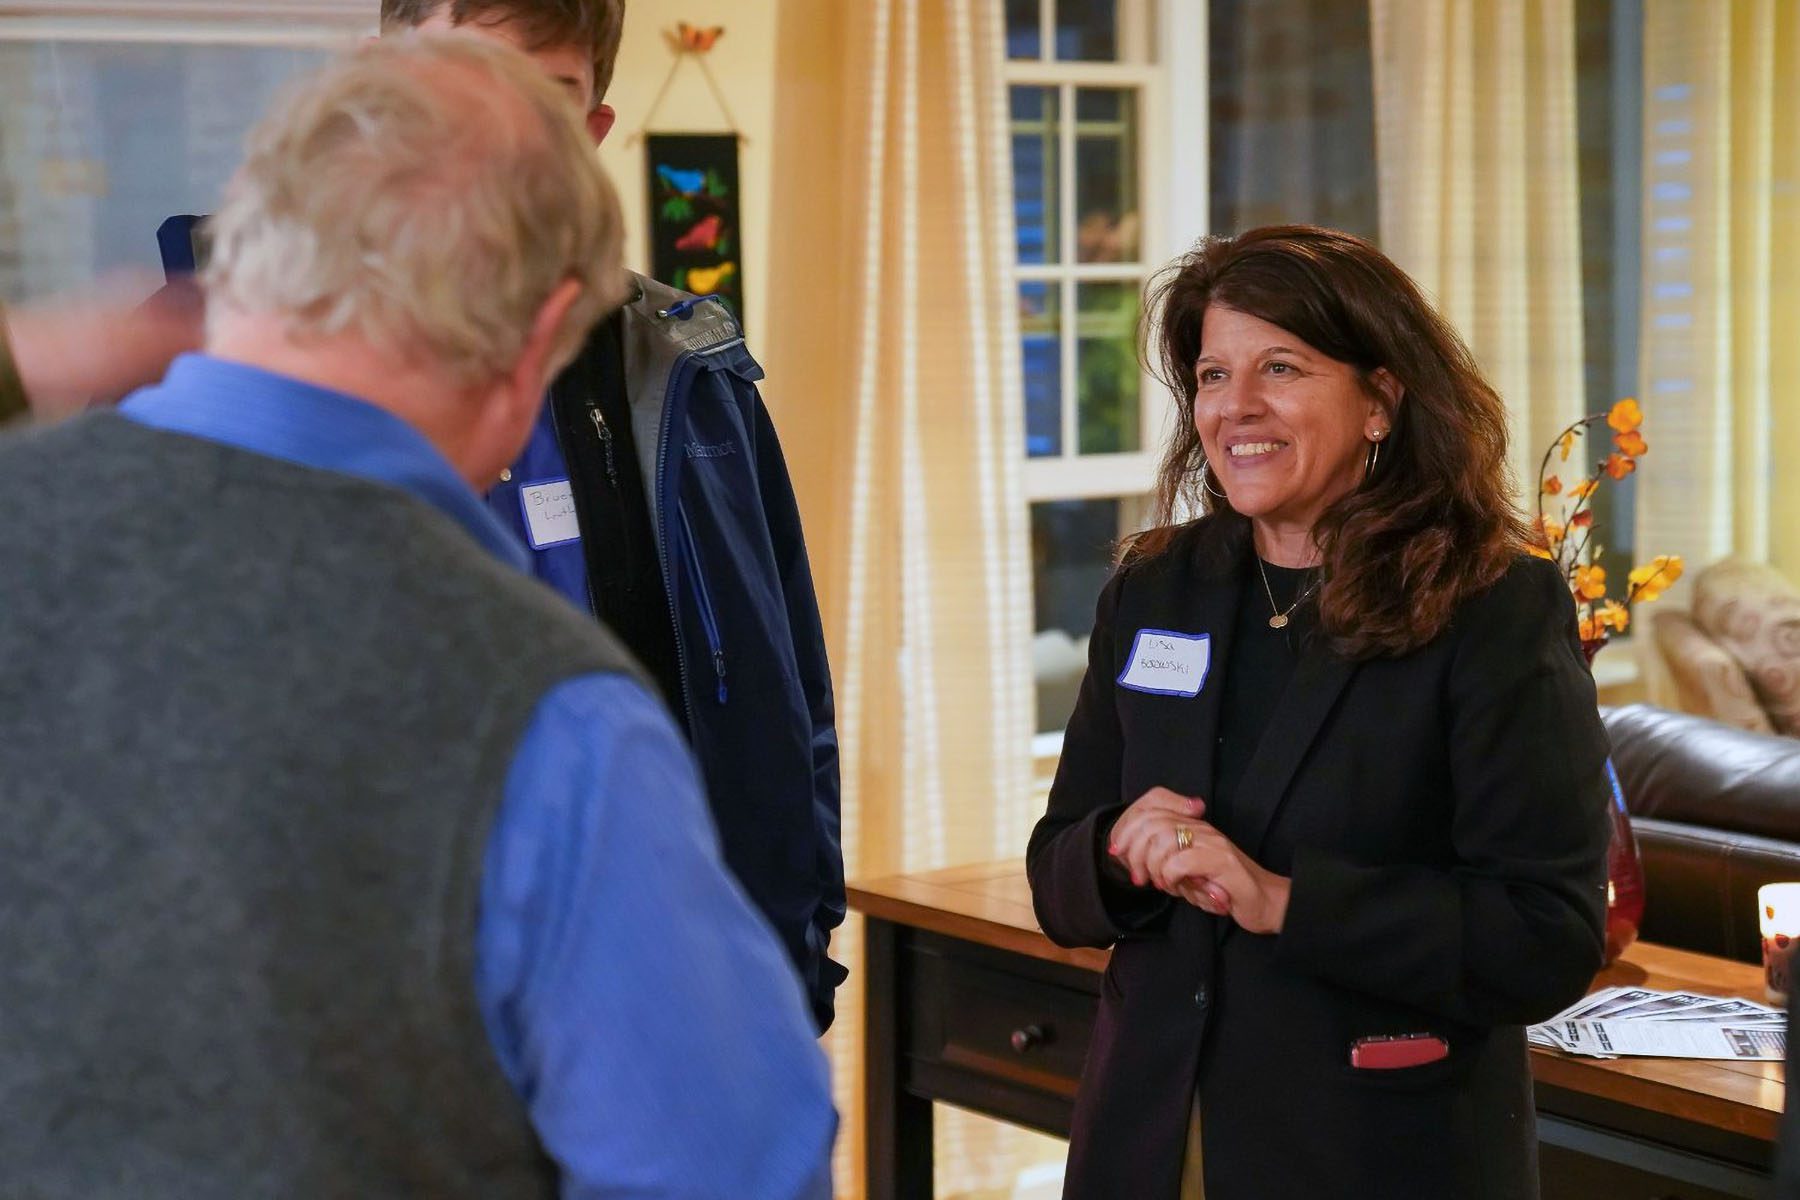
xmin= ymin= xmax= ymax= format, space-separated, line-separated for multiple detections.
xmin=519 ymin=478 xmax=581 ymax=549
xmin=1117 ymin=629 xmax=1211 ymax=697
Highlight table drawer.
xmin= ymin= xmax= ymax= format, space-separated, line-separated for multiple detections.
xmin=903 ymin=931 xmax=1099 ymax=1113
xmin=1538 ymin=1115 xmax=1768 ymax=1199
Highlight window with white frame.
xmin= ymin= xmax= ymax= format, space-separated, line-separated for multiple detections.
xmin=0 ymin=2 xmax=370 ymax=302
xmin=1005 ymin=0 xmax=1178 ymax=744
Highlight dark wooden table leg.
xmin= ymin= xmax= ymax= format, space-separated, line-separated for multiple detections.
xmin=865 ymin=916 xmax=934 ymax=1200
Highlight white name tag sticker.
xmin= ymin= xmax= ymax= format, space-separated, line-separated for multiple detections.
xmin=1117 ymin=629 xmax=1211 ymax=697
xmin=519 ymin=478 xmax=581 ymax=549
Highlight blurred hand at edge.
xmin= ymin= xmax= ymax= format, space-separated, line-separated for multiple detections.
xmin=9 ymin=271 xmax=204 ymax=420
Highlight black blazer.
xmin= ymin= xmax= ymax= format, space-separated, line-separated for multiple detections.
xmin=1027 ymin=517 xmax=1610 ymax=1200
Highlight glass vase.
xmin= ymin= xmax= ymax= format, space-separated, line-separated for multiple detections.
xmin=1600 ymin=758 xmax=1646 ymax=965
xmin=1583 ymin=635 xmax=1645 ymax=966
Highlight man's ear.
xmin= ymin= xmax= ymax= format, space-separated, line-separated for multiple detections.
xmin=587 ymin=104 xmax=616 ymax=147
xmin=509 ymin=278 xmax=584 ymax=411
xmin=469 ymin=278 xmax=582 ymax=484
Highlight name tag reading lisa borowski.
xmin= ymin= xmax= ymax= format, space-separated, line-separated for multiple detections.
xmin=519 ymin=478 xmax=581 ymax=550
xmin=1117 ymin=629 xmax=1211 ymax=697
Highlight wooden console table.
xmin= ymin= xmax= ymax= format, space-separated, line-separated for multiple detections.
xmin=850 ymin=861 xmax=1786 ymax=1200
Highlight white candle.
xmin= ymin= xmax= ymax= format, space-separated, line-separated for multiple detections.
xmin=1757 ymin=882 xmax=1800 ymax=1004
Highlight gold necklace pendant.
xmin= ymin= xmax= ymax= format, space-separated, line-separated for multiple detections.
xmin=1257 ymin=556 xmax=1319 ymax=631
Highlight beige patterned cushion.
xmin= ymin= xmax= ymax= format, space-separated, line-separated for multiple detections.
xmin=1691 ymin=559 xmax=1800 ymax=736
xmin=1651 ymin=609 xmax=1775 ymax=734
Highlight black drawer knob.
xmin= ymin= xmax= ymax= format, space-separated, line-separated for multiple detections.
xmin=1010 ymin=1024 xmax=1049 ymax=1053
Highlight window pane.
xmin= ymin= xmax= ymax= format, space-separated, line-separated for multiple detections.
xmin=1074 ymin=88 xmax=1140 ymax=263
xmin=1032 ymin=498 xmax=1122 ymax=733
xmin=1075 ymin=281 xmax=1140 ymax=454
xmin=1032 ymin=495 xmax=1151 ymax=734
xmin=1009 ymin=85 xmax=1061 ymax=265
xmin=0 ymin=41 xmax=330 ymax=299
xmin=1006 ymin=0 xmax=1043 ymax=59
xmin=1055 ymin=0 xmax=1119 ymax=62
xmin=1020 ymin=281 xmax=1064 ymax=457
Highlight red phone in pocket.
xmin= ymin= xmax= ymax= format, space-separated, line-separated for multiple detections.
xmin=1349 ymin=1033 xmax=1450 ymax=1070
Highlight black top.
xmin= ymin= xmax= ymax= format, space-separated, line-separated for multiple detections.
xmin=552 ymin=312 xmax=686 ymax=718
xmin=1092 ymin=557 xmax=1319 ymax=887
xmin=1211 ymin=559 xmax=1318 ymax=831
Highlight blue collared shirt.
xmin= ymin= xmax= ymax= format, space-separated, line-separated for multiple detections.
xmin=122 ymin=355 xmax=836 ymax=1200
xmin=485 ymin=400 xmax=594 ymax=613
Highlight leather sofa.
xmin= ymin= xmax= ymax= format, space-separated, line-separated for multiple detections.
xmin=1604 ymin=703 xmax=1800 ymax=963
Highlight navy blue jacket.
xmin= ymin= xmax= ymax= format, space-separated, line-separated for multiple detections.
xmin=489 ymin=278 xmax=846 ymax=1030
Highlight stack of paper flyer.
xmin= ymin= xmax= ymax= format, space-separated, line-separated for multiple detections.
xmin=1529 ymin=986 xmax=1787 ymax=1061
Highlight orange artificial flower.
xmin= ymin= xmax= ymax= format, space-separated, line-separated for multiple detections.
xmin=1538 ymin=406 xmax=1677 ymax=640
xmin=1529 ymin=516 xmax=1564 ymax=559
xmin=1628 ymin=555 xmax=1685 ymax=603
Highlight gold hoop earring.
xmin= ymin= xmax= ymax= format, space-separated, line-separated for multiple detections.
xmin=1364 ymin=435 xmax=1384 ymax=480
xmin=1199 ymin=459 xmax=1227 ymax=500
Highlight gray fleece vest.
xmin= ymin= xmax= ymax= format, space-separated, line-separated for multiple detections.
xmin=0 ymin=413 xmax=641 ymax=1199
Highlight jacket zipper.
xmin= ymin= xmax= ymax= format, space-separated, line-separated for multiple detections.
xmin=587 ymin=399 xmax=619 ymax=489
xmin=678 ymin=507 xmax=729 ymax=705
xmin=657 ymin=359 xmax=700 ymax=732
xmin=546 ymin=391 xmax=601 ymax=618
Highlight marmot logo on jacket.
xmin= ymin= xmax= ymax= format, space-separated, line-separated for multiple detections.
xmin=685 ymin=440 xmax=738 ymax=460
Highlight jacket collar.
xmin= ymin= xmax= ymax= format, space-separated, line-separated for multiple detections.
xmin=1178 ymin=515 xmax=1359 ymax=862
xmin=1234 ymin=639 xmax=1357 ymax=861
xmin=613 ymin=273 xmax=759 ymax=539
xmin=1172 ymin=518 xmax=1246 ymax=810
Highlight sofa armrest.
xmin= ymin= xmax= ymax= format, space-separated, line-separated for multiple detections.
xmin=1603 ymin=704 xmax=1800 ymax=839
xmin=1633 ymin=816 xmax=1800 ymax=963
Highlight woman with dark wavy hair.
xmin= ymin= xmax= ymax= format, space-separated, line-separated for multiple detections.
xmin=1027 ymin=226 xmax=1611 ymax=1199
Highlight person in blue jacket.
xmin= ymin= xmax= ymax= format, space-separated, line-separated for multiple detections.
xmin=383 ymin=0 xmax=847 ymax=1029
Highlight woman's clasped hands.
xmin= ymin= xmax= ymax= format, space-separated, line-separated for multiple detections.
xmin=1106 ymin=787 xmax=1292 ymax=935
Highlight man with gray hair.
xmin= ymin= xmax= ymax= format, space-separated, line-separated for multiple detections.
xmin=0 ymin=34 xmax=832 ymax=1200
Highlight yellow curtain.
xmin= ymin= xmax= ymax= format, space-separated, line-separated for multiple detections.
xmin=1368 ymin=0 xmax=1588 ymax=504
xmin=1637 ymin=0 xmax=1800 ymax=581
xmin=761 ymin=1 xmax=1052 ymax=1195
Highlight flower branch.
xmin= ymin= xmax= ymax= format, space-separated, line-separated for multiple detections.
xmin=1529 ymin=398 xmax=1682 ymax=651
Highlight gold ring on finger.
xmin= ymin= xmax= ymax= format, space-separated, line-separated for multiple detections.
xmin=1175 ymin=825 xmax=1193 ymax=851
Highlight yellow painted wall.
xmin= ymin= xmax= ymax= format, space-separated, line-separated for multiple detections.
xmin=599 ymin=1 xmax=778 ymax=331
